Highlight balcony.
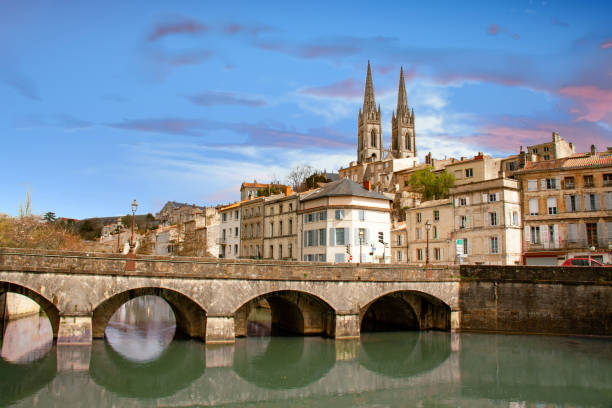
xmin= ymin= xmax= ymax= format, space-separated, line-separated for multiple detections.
xmin=564 ymin=183 xmax=575 ymax=189
xmin=216 ymin=237 xmax=227 ymax=245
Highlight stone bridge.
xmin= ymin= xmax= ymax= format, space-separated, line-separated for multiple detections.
xmin=0 ymin=248 xmax=460 ymax=345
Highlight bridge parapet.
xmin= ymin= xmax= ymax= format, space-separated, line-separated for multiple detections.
xmin=0 ymin=247 xmax=459 ymax=282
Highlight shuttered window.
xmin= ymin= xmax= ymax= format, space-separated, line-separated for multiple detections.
xmin=529 ymin=199 xmax=539 ymax=215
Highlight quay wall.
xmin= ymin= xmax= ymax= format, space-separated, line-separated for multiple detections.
xmin=458 ymin=265 xmax=612 ymax=336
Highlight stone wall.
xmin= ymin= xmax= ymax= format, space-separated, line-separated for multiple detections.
xmin=458 ymin=265 xmax=612 ymax=336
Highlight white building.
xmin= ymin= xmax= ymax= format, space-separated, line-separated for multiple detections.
xmin=298 ymin=179 xmax=392 ymax=263
xmin=218 ymin=202 xmax=241 ymax=259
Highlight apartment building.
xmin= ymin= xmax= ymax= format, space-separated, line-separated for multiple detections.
xmin=404 ymin=199 xmax=454 ymax=265
xmin=516 ymin=146 xmax=612 ymax=265
xmin=450 ymin=178 xmax=522 ymax=265
xmin=445 ymin=153 xmax=502 ymax=186
xmin=218 ymin=202 xmax=241 ymax=259
xmin=240 ymin=197 xmax=264 ymax=258
xmin=391 ymin=222 xmax=408 ymax=263
xmin=502 ymin=132 xmax=576 ymax=178
xmin=298 ymin=179 xmax=392 ymax=263
xmin=263 ymin=188 xmax=299 ymax=260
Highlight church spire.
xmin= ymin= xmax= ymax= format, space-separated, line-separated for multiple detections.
xmin=363 ymin=60 xmax=376 ymax=113
xmin=396 ymin=66 xmax=408 ymax=115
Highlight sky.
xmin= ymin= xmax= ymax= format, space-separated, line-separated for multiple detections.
xmin=1 ymin=0 xmax=611 ymax=219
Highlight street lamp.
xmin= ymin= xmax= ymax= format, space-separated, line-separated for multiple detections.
xmin=359 ymin=229 xmax=365 ymax=263
xmin=425 ymin=219 xmax=432 ymax=265
xmin=129 ymin=199 xmax=138 ymax=254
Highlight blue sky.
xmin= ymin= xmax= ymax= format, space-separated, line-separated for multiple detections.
xmin=1 ymin=0 xmax=611 ymax=219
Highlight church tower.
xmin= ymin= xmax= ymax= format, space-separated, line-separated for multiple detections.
xmin=391 ymin=67 xmax=416 ymax=158
xmin=357 ymin=61 xmax=382 ymax=164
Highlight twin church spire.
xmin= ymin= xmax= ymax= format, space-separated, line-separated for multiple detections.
xmin=357 ymin=62 xmax=416 ymax=164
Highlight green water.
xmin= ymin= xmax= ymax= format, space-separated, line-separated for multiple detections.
xmin=1 ymin=298 xmax=611 ymax=407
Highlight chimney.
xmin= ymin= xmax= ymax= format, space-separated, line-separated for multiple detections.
xmin=363 ymin=180 xmax=372 ymax=191
xmin=553 ymin=131 xmax=559 ymax=142
xmin=284 ymin=185 xmax=292 ymax=196
xmin=591 ymin=144 xmax=597 ymax=155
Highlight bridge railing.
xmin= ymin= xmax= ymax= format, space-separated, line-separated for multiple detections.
xmin=0 ymin=247 xmax=459 ymax=282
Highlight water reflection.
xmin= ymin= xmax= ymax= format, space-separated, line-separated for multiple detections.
xmin=359 ymin=331 xmax=451 ymax=378
xmin=105 ymin=295 xmax=176 ymax=362
xmin=1 ymin=313 xmax=53 ymax=364
xmin=233 ymin=336 xmax=336 ymax=389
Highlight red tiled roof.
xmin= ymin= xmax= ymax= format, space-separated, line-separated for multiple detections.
xmin=517 ymin=151 xmax=612 ymax=173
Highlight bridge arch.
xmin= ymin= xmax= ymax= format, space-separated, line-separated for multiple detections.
xmin=91 ymin=287 xmax=207 ymax=340
xmin=0 ymin=281 xmax=61 ymax=339
xmin=233 ymin=290 xmax=336 ymax=337
xmin=360 ymin=290 xmax=451 ymax=332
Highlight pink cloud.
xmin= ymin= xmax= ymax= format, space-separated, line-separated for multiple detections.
xmin=148 ymin=18 xmax=207 ymax=42
xmin=559 ymin=85 xmax=612 ymax=125
xmin=186 ymin=91 xmax=266 ymax=107
xmin=222 ymin=23 xmax=272 ymax=37
xmin=601 ymin=41 xmax=612 ymax=49
xmin=487 ymin=24 xmax=500 ymax=36
xmin=299 ymin=78 xmax=363 ymax=99
xmin=487 ymin=24 xmax=520 ymax=40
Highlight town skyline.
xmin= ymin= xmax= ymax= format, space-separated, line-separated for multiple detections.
xmin=2 ymin=1 xmax=611 ymax=219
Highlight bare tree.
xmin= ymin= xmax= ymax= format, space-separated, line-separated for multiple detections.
xmin=286 ymin=164 xmax=315 ymax=192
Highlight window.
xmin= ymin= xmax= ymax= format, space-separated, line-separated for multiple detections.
xmin=279 ymin=245 xmax=282 ymax=258
xmin=318 ymin=254 xmax=326 ymax=262
xmin=549 ymin=225 xmax=555 ymax=246
xmin=269 ymin=222 xmax=274 ymax=237
xmin=256 ymin=207 xmax=260 ymax=216
xmin=222 ymin=213 xmax=227 ymax=222
xmin=335 ymin=228 xmax=346 ymax=245
xmin=566 ymin=195 xmax=580 ymax=212
xmin=335 ymin=210 xmax=345 ymax=220
xmin=256 ymin=223 xmax=260 ymax=237
xmin=289 ymin=203 xmax=293 ymax=211
xmin=434 ymin=210 xmax=440 ymax=221
xmin=544 ymin=146 xmax=549 ymax=152
xmin=269 ymin=207 xmax=274 ymax=215
xmin=269 ymin=245 xmax=274 ymax=259
xmin=460 ymin=216 xmax=467 ymax=229
xmin=370 ymin=129 xmax=377 ymax=147
xmin=358 ymin=227 xmax=366 ymax=244
xmin=489 ymin=212 xmax=497 ymax=226
xmin=529 ymin=198 xmax=539 ymax=216
xmin=289 ymin=219 xmax=293 ymax=234
xmin=586 ymin=223 xmax=598 ymax=247
xmin=234 ymin=227 xmax=238 ymax=236
xmin=543 ymin=178 xmax=559 ymax=190
xmin=587 ymin=193 xmax=597 ymax=211
xmin=416 ymin=213 xmax=422 ymax=223
xmin=433 ymin=226 xmax=438 ymax=239
xmin=334 ymin=253 xmax=345 ymax=263
xmin=488 ymin=193 xmax=498 ymax=202
xmin=463 ymin=238 xmax=468 ymax=255
xmin=567 ymin=223 xmax=578 ymax=242
xmin=417 ymin=248 xmax=423 ymax=261
xmin=319 ymin=210 xmax=327 ymax=221
xmin=584 ymin=175 xmax=594 ymax=188
xmin=528 ymin=180 xmax=538 ymax=191
xmin=458 ymin=198 xmax=467 ymax=206
xmin=279 ymin=221 xmax=283 ymax=235
xmin=416 ymin=228 xmax=422 ymax=240
xmin=319 ymin=229 xmax=326 ymax=246
xmin=564 ymin=177 xmax=575 ymax=189
xmin=543 ymin=155 xmax=550 ymax=161
xmin=604 ymin=174 xmax=612 ymax=186
xmin=359 ymin=210 xmax=365 ymax=221
xmin=512 ymin=211 xmax=519 ymax=226
xmin=234 ymin=210 xmax=239 ymax=219
xmin=288 ymin=244 xmax=292 ymax=258
xmin=547 ymin=197 xmax=558 ymax=215
xmin=465 ymin=168 xmax=474 ymax=178
xmin=234 ymin=244 xmax=238 ymax=254
xmin=490 ymin=237 xmax=499 ymax=254
xmin=531 ymin=226 xmax=541 ymax=244
xmin=397 ymin=251 xmax=403 ymax=262
xmin=434 ymin=248 xmax=441 ymax=261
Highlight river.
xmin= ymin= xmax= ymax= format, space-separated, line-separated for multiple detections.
xmin=1 ymin=295 xmax=611 ymax=407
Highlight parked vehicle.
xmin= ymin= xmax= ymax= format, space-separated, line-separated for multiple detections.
xmin=561 ymin=258 xmax=610 ymax=267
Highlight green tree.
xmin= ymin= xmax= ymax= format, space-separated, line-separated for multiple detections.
xmin=304 ymin=172 xmax=331 ymax=190
xmin=407 ymin=168 xmax=455 ymax=201
xmin=43 ymin=211 xmax=57 ymax=223
xmin=121 ymin=214 xmax=133 ymax=229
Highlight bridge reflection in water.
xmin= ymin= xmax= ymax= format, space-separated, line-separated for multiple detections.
xmin=1 ymin=297 xmax=612 ymax=407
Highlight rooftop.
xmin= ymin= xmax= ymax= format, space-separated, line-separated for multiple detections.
xmin=300 ymin=178 xmax=392 ymax=202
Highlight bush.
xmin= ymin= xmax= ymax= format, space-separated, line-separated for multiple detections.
xmin=0 ymin=214 xmax=85 ymax=251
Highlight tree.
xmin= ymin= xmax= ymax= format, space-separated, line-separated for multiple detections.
xmin=43 ymin=212 xmax=57 ymax=223
xmin=19 ymin=190 xmax=32 ymax=217
xmin=0 ymin=214 xmax=84 ymax=250
xmin=256 ymin=185 xmax=283 ymax=197
xmin=304 ymin=172 xmax=331 ymax=190
xmin=287 ymin=164 xmax=314 ymax=192
xmin=407 ymin=168 xmax=455 ymax=201
xmin=121 ymin=214 xmax=133 ymax=229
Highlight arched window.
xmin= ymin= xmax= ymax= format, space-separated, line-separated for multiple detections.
xmin=371 ymin=129 xmax=377 ymax=147
xmin=405 ymin=132 xmax=410 ymax=150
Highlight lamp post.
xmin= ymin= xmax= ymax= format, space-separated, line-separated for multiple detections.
xmin=129 ymin=199 xmax=138 ymax=254
xmin=359 ymin=229 xmax=365 ymax=263
xmin=425 ymin=220 xmax=432 ymax=265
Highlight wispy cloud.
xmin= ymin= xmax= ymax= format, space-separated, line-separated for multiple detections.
xmin=299 ymin=78 xmax=363 ymax=99
xmin=559 ymin=85 xmax=612 ymax=125
xmin=2 ymin=72 xmax=40 ymax=100
xmin=14 ymin=114 xmax=93 ymax=131
xmin=601 ymin=41 xmax=612 ymax=49
xmin=186 ymin=91 xmax=266 ymax=107
xmin=486 ymin=23 xmax=520 ymax=40
xmin=148 ymin=17 xmax=208 ymax=42
xmin=551 ymin=17 xmax=570 ymax=28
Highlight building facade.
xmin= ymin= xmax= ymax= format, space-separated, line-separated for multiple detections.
xmin=516 ymin=147 xmax=612 ymax=265
xmin=404 ymin=199 xmax=454 ymax=265
xmin=298 ymin=179 xmax=392 ymax=263
xmin=240 ymin=197 xmax=264 ymax=258
xmin=218 ymin=203 xmax=241 ymax=259
xmin=263 ymin=190 xmax=299 ymax=260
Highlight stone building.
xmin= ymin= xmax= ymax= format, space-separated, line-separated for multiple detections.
xmin=515 ymin=146 xmax=612 ymax=265
xmin=501 ymin=132 xmax=576 ymax=178
xmin=449 ymin=178 xmax=522 ymax=265
xmin=156 ymin=201 xmax=205 ymax=226
xmin=240 ymin=181 xmax=288 ymax=201
xmin=262 ymin=187 xmax=299 ymax=260
xmin=404 ymin=199 xmax=454 ymax=265
xmin=390 ymin=221 xmax=408 ymax=263
xmin=218 ymin=202 xmax=242 ymax=259
xmin=240 ymin=197 xmax=265 ymax=258
xmin=298 ymin=179 xmax=392 ymax=263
